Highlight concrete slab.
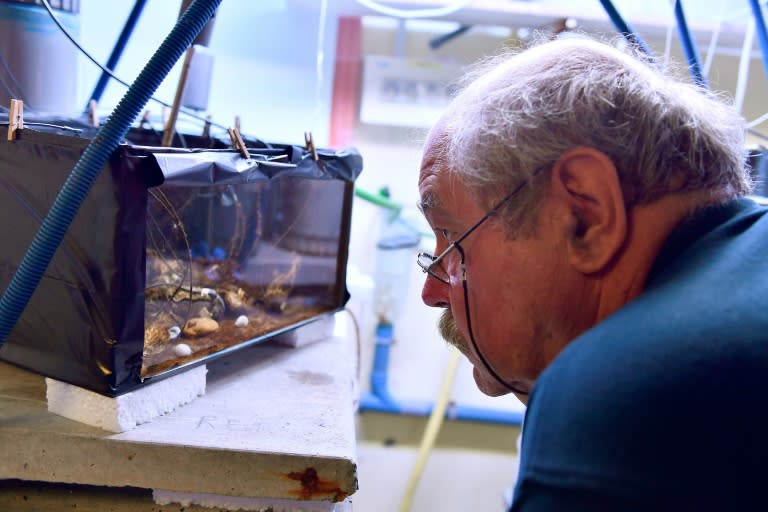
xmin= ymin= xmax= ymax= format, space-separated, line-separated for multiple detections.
xmin=0 ymin=330 xmax=358 ymax=505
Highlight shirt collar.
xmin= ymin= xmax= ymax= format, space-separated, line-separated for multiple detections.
xmin=647 ymin=198 xmax=759 ymax=285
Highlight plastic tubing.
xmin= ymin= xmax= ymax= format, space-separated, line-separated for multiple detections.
xmin=359 ymin=322 xmax=524 ymax=426
xmin=673 ymin=0 xmax=707 ymax=88
xmin=598 ymin=0 xmax=654 ymax=56
xmin=359 ymin=393 xmax=524 ymax=424
xmin=749 ymin=0 xmax=768 ymax=78
xmin=87 ymin=0 xmax=149 ymax=110
xmin=355 ymin=186 xmax=402 ymax=213
xmin=369 ymin=322 xmax=399 ymax=405
xmin=0 ymin=0 xmax=222 ymax=347
xmin=429 ymin=25 xmax=472 ymax=50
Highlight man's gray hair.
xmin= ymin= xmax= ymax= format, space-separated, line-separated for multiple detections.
xmin=442 ymin=35 xmax=752 ymax=236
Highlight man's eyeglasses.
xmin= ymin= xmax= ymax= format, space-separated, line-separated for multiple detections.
xmin=417 ymin=175 xmax=535 ymax=284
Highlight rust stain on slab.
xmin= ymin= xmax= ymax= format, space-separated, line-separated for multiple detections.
xmin=285 ymin=466 xmax=348 ymax=501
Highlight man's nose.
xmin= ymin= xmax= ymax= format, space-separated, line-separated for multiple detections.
xmin=421 ymin=274 xmax=449 ymax=308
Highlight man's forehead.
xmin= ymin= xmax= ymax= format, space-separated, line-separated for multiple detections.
xmin=418 ymin=124 xmax=450 ymax=210
xmin=418 ymin=168 xmax=468 ymax=219
xmin=417 ymin=188 xmax=441 ymax=215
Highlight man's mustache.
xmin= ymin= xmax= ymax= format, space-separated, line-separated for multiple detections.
xmin=438 ymin=309 xmax=469 ymax=357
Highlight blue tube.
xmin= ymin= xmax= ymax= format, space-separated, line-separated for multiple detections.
xmin=0 ymin=0 xmax=222 ymax=347
xmin=749 ymin=0 xmax=768 ymax=79
xmin=360 ymin=392 xmax=524 ymax=425
xmin=598 ymin=0 xmax=654 ymax=56
xmin=87 ymin=0 xmax=148 ymax=110
xmin=370 ymin=322 xmax=398 ymax=405
xmin=429 ymin=25 xmax=471 ymax=50
xmin=359 ymin=321 xmax=523 ymax=426
xmin=674 ymin=0 xmax=707 ymax=88
xmin=360 ymin=393 xmax=432 ymax=416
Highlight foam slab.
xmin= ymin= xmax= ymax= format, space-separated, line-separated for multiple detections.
xmin=45 ymin=365 xmax=207 ymax=433
xmin=153 ymin=489 xmax=352 ymax=511
xmin=274 ymin=315 xmax=336 ymax=348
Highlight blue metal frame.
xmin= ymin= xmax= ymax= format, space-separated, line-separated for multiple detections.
xmin=86 ymin=0 xmax=148 ymax=111
xmin=673 ymin=0 xmax=708 ymax=87
xmin=598 ymin=0 xmax=654 ymax=55
xmin=749 ymin=0 xmax=768 ymax=78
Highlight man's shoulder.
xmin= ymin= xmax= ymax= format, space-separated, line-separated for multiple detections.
xmin=520 ymin=256 xmax=768 ymax=502
xmin=520 ymin=328 xmax=768 ymax=503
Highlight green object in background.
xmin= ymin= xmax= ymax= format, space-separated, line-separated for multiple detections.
xmin=355 ymin=187 xmax=402 ymax=222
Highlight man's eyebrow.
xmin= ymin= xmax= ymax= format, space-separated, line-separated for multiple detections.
xmin=417 ymin=190 xmax=439 ymax=215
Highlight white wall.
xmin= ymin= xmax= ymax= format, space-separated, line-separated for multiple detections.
xmin=77 ymin=0 xmax=338 ymax=145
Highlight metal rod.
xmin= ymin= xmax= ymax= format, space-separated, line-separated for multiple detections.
xmin=86 ymin=0 xmax=148 ymax=111
xmin=674 ymin=0 xmax=708 ymax=87
xmin=749 ymin=0 xmax=768 ymax=79
xmin=598 ymin=0 xmax=654 ymax=56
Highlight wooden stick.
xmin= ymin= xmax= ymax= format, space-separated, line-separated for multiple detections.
xmin=202 ymin=114 xmax=212 ymax=138
xmin=162 ymin=46 xmax=196 ymax=147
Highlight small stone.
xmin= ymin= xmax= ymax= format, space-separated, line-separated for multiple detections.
xmin=222 ymin=288 xmax=247 ymax=312
xmin=173 ymin=343 xmax=192 ymax=357
xmin=182 ymin=317 xmax=219 ymax=337
xmin=235 ymin=315 xmax=249 ymax=328
xmin=168 ymin=325 xmax=181 ymax=340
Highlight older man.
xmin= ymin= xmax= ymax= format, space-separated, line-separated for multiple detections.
xmin=417 ymin=35 xmax=768 ymax=510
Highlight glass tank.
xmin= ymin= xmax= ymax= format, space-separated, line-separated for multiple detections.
xmin=0 ymin=118 xmax=361 ymax=395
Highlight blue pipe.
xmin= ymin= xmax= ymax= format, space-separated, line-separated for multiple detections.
xmin=598 ymin=0 xmax=654 ymax=56
xmin=359 ymin=322 xmax=523 ymax=426
xmin=749 ymin=0 xmax=768 ymax=79
xmin=87 ymin=0 xmax=148 ymax=111
xmin=673 ymin=0 xmax=707 ymax=88
xmin=429 ymin=25 xmax=471 ymax=50
xmin=360 ymin=393 xmax=524 ymax=425
xmin=369 ymin=322 xmax=399 ymax=405
xmin=0 ymin=0 xmax=222 ymax=347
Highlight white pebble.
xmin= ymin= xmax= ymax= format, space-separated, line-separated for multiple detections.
xmin=168 ymin=325 xmax=181 ymax=340
xmin=235 ymin=315 xmax=249 ymax=327
xmin=173 ymin=343 xmax=192 ymax=357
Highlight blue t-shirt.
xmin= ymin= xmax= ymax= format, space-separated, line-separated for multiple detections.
xmin=511 ymin=198 xmax=768 ymax=511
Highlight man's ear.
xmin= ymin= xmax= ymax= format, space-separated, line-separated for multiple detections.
xmin=549 ymin=146 xmax=628 ymax=274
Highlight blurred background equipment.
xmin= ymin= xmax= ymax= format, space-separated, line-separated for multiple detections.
xmin=0 ymin=0 xmax=80 ymax=114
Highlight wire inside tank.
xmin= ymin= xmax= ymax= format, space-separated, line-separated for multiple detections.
xmin=141 ymin=177 xmax=344 ymax=376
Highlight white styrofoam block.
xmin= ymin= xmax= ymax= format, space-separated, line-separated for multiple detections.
xmin=153 ymin=489 xmax=351 ymax=511
xmin=274 ymin=315 xmax=336 ymax=348
xmin=45 ymin=365 xmax=207 ymax=433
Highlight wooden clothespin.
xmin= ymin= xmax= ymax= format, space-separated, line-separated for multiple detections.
xmin=88 ymin=99 xmax=99 ymax=128
xmin=304 ymin=131 xmax=318 ymax=161
xmin=234 ymin=115 xmax=241 ymax=134
xmin=7 ymin=99 xmax=23 ymax=141
xmin=227 ymin=126 xmax=250 ymax=159
xmin=202 ymin=114 xmax=212 ymax=138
